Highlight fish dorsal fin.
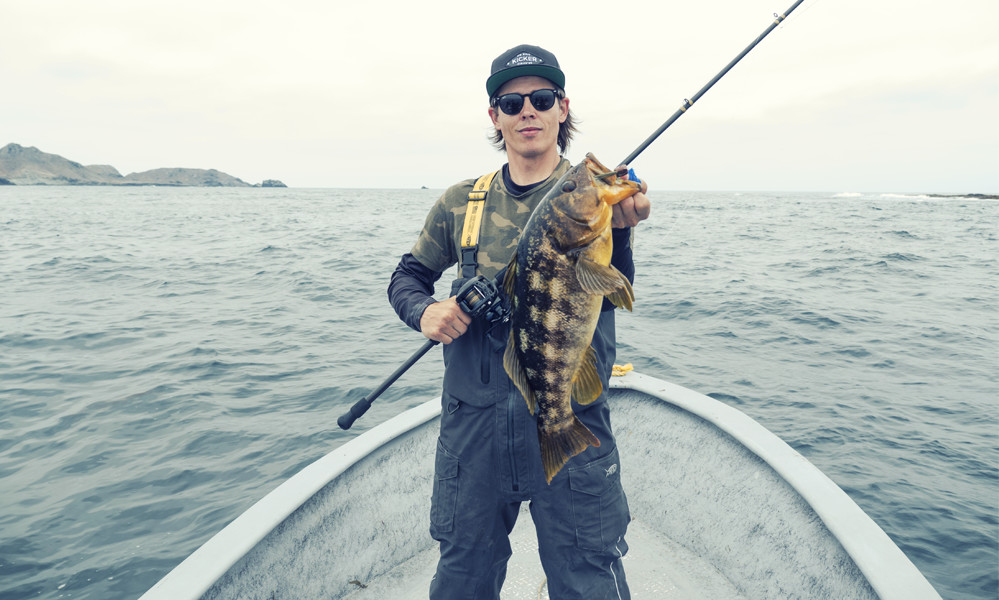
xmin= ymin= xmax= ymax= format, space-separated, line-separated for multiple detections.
xmin=503 ymin=330 xmax=536 ymax=414
xmin=571 ymin=345 xmax=602 ymax=405
xmin=575 ymin=257 xmax=635 ymax=312
xmin=503 ymin=252 xmax=518 ymax=300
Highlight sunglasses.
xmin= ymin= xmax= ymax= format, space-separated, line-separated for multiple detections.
xmin=491 ymin=89 xmax=563 ymax=116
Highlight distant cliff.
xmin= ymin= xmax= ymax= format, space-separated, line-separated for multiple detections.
xmin=0 ymin=143 xmax=122 ymax=185
xmin=123 ymin=167 xmax=252 ymax=187
xmin=0 ymin=143 xmax=286 ymax=187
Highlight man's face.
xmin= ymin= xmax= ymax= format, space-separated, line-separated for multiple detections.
xmin=488 ymin=75 xmax=569 ymax=160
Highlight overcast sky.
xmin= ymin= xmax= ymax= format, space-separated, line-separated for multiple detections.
xmin=2 ymin=0 xmax=996 ymax=192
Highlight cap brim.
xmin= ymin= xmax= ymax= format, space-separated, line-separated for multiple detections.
xmin=487 ymin=65 xmax=565 ymax=97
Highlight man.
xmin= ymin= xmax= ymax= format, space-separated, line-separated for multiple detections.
xmin=388 ymin=44 xmax=650 ymax=600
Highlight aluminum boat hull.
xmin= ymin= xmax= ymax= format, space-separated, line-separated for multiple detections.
xmin=141 ymin=372 xmax=940 ymax=599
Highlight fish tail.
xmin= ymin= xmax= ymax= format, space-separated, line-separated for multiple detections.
xmin=539 ymin=417 xmax=600 ymax=484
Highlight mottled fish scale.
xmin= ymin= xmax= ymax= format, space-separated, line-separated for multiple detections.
xmin=504 ymin=153 xmax=639 ymax=483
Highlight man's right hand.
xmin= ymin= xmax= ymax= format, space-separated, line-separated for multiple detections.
xmin=420 ymin=297 xmax=472 ymax=344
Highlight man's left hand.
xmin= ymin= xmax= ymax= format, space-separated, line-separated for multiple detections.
xmin=612 ymin=165 xmax=651 ymax=228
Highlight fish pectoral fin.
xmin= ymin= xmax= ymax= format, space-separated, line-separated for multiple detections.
xmin=539 ymin=417 xmax=601 ymax=484
xmin=574 ymin=255 xmax=622 ymax=294
xmin=575 ymin=257 xmax=635 ymax=312
xmin=503 ymin=331 xmax=536 ymax=414
xmin=604 ymin=277 xmax=634 ymax=312
xmin=571 ymin=345 xmax=603 ymax=405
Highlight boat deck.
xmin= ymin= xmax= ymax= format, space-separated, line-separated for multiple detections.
xmin=342 ymin=504 xmax=746 ymax=599
xmin=142 ymin=375 xmax=939 ymax=600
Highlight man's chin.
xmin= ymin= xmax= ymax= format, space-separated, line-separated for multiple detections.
xmin=511 ymin=144 xmax=549 ymax=160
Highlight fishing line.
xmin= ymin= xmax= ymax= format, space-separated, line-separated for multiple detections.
xmin=780 ymin=0 xmax=826 ymax=26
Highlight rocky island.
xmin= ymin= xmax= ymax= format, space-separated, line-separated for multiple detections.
xmin=0 ymin=143 xmax=286 ymax=187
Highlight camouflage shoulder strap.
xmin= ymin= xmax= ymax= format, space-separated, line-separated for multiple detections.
xmin=459 ymin=170 xmax=499 ymax=278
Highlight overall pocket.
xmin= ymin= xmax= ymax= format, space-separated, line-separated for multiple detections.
xmin=567 ymin=447 xmax=631 ymax=551
xmin=430 ymin=439 xmax=460 ymax=536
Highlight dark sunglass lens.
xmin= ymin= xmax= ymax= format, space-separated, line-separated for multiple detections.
xmin=498 ymin=94 xmax=525 ymax=115
xmin=530 ymin=90 xmax=557 ymax=111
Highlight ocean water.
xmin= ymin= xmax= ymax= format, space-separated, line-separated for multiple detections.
xmin=0 ymin=186 xmax=995 ymax=600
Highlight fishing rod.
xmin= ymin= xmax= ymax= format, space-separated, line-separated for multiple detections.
xmin=339 ymin=1 xmax=807 ymax=429
xmin=338 ymin=276 xmax=506 ymax=430
xmin=337 ymin=338 xmax=439 ymax=430
xmin=618 ymin=0 xmax=807 ymax=168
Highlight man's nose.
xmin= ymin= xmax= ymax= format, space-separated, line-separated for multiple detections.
xmin=519 ymin=98 xmax=538 ymax=116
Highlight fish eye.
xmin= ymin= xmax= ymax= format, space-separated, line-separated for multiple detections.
xmin=562 ymin=180 xmax=576 ymax=193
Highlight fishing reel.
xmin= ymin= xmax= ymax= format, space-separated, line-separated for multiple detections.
xmin=455 ymin=275 xmax=510 ymax=325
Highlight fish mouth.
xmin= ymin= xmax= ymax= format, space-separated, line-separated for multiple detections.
xmin=567 ymin=213 xmax=597 ymax=226
xmin=584 ymin=153 xmax=642 ymax=206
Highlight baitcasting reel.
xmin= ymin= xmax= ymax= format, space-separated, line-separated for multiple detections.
xmin=455 ymin=275 xmax=510 ymax=325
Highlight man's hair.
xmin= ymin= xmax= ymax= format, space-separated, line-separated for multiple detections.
xmin=489 ymin=91 xmax=579 ymax=154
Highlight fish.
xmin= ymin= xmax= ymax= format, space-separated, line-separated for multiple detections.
xmin=503 ymin=152 xmax=641 ymax=483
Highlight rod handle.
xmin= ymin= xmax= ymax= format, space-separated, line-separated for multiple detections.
xmin=337 ymin=396 xmax=375 ymax=430
xmin=337 ymin=339 xmax=439 ymax=430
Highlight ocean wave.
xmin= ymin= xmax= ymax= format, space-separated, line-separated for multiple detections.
xmin=879 ymin=193 xmax=934 ymax=200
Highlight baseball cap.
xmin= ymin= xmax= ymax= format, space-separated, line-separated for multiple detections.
xmin=486 ymin=44 xmax=565 ymax=98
